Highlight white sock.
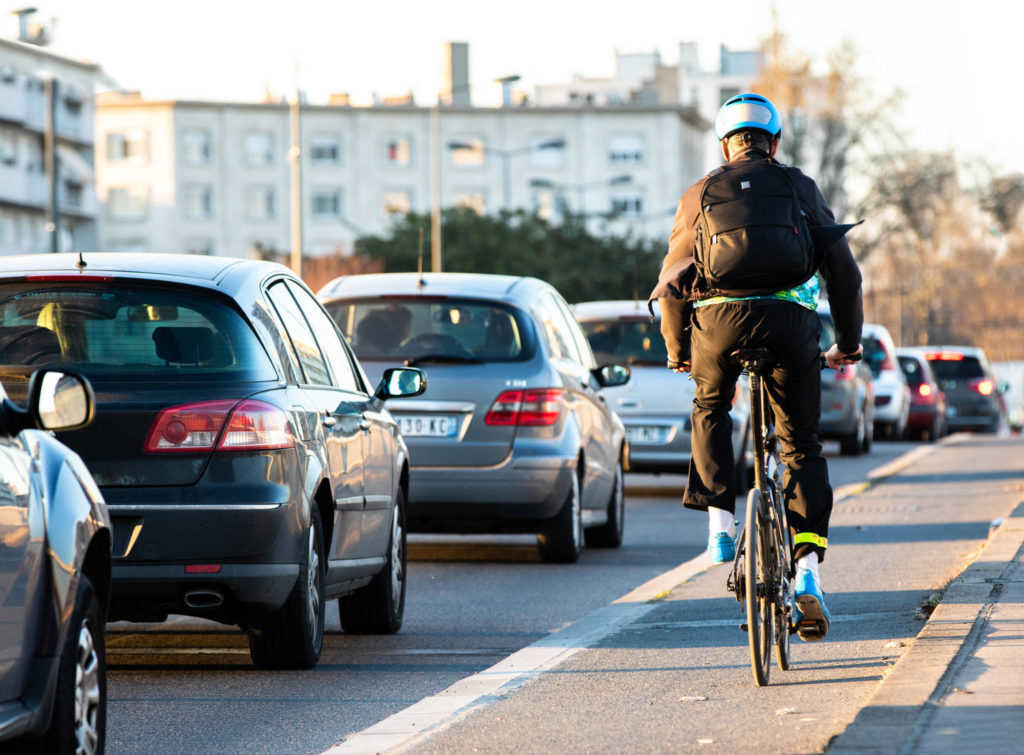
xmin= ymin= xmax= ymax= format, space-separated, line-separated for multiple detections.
xmin=708 ymin=507 xmax=736 ymax=538
xmin=796 ymin=551 xmax=819 ymax=578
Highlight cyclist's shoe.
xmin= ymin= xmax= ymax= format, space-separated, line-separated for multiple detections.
xmin=793 ymin=569 xmax=831 ymax=642
xmin=708 ymin=532 xmax=737 ymax=563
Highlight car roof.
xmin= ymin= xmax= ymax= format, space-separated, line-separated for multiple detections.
xmin=572 ymin=300 xmax=659 ymax=320
xmin=0 ymin=252 xmax=297 ymax=291
xmin=317 ymin=272 xmax=550 ymax=304
xmin=901 ymin=345 xmax=987 ymax=357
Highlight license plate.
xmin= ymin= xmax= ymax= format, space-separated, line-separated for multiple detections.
xmin=398 ymin=414 xmax=459 ymax=437
xmin=625 ymin=425 xmax=666 ymax=444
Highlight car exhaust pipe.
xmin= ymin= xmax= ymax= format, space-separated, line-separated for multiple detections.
xmin=183 ymin=589 xmax=224 ymax=609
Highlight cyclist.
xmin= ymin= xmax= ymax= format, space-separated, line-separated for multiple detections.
xmin=650 ymin=92 xmax=864 ymax=641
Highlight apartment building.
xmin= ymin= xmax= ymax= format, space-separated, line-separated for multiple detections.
xmin=0 ymin=34 xmax=108 ymax=255
xmin=95 ymin=92 xmax=707 ymax=259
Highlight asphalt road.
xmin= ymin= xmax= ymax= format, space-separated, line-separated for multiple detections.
xmin=104 ymin=440 xmax=920 ymax=754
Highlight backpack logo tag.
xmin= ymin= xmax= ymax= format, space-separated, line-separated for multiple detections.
xmin=740 ymin=181 xmax=751 ymax=190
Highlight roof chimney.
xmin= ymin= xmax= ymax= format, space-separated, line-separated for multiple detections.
xmin=443 ymin=42 xmax=470 ymax=106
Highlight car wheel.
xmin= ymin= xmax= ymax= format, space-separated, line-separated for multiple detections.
xmin=248 ymin=505 xmax=325 ymax=669
xmin=861 ymin=410 xmax=873 ymax=453
xmin=839 ymin=407 xmax=866 ymax=456
xmin=538 ymin=470 xmax=582 ymax=563
xmin=585 ymin=455 xmax=624 ymax=548
xmin=31 ymin=574 xmax=106 ymax=755
xmin=339 ymin=487 xmax=407 ymax=634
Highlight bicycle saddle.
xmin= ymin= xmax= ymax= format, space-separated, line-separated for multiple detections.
xmin=730 ymin=348 xmax=776 ymax=374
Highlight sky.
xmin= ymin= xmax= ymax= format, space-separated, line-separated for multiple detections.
xmin=9 ymin=0 xmax=1022 ymax=174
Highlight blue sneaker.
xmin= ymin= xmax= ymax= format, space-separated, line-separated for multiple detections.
xmin=708 ymin=532 xmax=736 ymax=563
xmin=793 ymin=569 xmax=831 ymax=642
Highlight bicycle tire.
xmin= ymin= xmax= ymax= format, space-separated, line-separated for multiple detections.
xmin=770 ymin=487 xmax=792 ymax=671
xmin=745 ymin=488 xmax=772 ymax=686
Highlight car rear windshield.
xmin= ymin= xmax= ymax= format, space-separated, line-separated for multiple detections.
xmin=324 ymin=297 xmax=533 ymax=363
xmin=579 ymin=317 xmax=668 ymax=365
xmin=0 ymin=283 xmax=276 ymax=382
xmin=862 ymin=335 xmax=888 ymax=378
xmin=898 ymin=355 xmax=926 ymax=386
xmin=927 ymin=354 xmax=986 ymax=380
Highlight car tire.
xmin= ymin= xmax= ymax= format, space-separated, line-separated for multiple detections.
xmin=538 ymin=470 xmax=582 ymax=563
xmin=248 ymin=506 xmax=325 ymax=670
xmin=25 ymin=574 xmax=106 ymax=755
xmin=839 ymin=406 xmax=866 ymax=456
xmin=339 ymin=487 xmax=407 ymax=634
xmin=585 ymin=455 xmax=624 ymax=548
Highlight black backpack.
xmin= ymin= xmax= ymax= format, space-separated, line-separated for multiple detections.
xmin=694 ymin=159 xmax=816 ymax=297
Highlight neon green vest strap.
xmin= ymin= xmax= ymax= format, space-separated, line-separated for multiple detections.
xmin=793 ymin=532 xmax=828 ymax=549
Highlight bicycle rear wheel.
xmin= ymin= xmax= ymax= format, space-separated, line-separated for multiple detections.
xmin=744 ymin=488 xmax=772 ymax=686
xmin=770 ymin=490 xmax=792 ymax=671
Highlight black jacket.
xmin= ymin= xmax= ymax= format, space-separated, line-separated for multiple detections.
xmin=650 ymin=147 xmax=863 ymax=367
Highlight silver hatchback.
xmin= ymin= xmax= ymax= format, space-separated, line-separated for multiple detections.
xmin=572 ymin=300 xmax=752 ymax=486
xmin=319 ymin=273 xmax=630 ymax=563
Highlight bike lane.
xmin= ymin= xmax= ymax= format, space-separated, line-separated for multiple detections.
xmin=327 ymin=435 xmax=1024 ymax=754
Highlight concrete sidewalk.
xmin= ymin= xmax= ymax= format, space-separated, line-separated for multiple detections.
xmin=831 ymin=471 xmax=1024 ymax=752
xmin=331 ymin=435 xmax=1024 ymax=754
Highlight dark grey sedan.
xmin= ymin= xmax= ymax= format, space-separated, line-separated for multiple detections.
xmin=0 ymin=369 xmax=110 ymax=753
xmin=319 ymin=273 xmax=630 ymax=563
xmin=0 ymin=253 xmax=425 ymax=670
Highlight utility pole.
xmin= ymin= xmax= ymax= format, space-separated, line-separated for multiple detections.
xmin=44 ymin=76 xmax=59 ymax=252
xmin=289 ymin=61 xmax=302 ymax=275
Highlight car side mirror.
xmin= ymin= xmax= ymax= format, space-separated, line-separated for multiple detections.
xmin=997 ymin=381 xmax=1010 ymax=395
xmin=592 ymin=363 xmax=630 ymax=388
xmin=28 ymin=369 xmax=94 ymax=431
xmin=374 ymin=367 xmax=427 ymax=401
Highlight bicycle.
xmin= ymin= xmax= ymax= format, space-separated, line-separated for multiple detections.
xmin=725 ymin=347 xmax=792 ymax=686
xmin=727 ymin=348 xmax=860 ymax=686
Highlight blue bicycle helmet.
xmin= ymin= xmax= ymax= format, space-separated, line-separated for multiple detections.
xmin=714 ymin=92 xmax=782 ymax=140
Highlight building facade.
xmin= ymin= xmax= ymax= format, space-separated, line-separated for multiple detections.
xmin=0 ymin=36 xmax=108 ymax=255
xmin=95 ymin=93 xmax=707 ymax=259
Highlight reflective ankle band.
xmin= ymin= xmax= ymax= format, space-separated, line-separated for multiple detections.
xmin=794 ymin=533 xmax=828 ymax=548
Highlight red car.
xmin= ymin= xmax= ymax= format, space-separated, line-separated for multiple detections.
xmin=896 ymin=350 xmax=948 ymax=441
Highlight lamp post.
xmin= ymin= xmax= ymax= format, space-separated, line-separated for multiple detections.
xmin=448 ymin=138 xmax=566 ymax=212
xmin=529 ymin=173 xmax=633 ymax=218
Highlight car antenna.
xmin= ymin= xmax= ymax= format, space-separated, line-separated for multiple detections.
xmin=76 ymin=252 xmax=87 ymax=270
xmin=417 ymin=227 xmax=426 ymax=289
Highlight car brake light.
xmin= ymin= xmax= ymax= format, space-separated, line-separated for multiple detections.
xmin=145 ymin=399 xmax=293 ymax=453
xmin=927 ymin=351 xmax=964 ymax=361
xmin=971 ymin=378 xmax=995 ymax=396
xmin=918 ymin=383 xmax=933 ymax=397
xmin=485 ymin=389 xmax=563 ymax=426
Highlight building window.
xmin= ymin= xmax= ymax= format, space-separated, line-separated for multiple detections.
xmin=719 ymin=87 xmax=740 ymax=106
xmin=182 ymin=129 xmax=212 ymax=165
xmin=63 ymin=180 xmax=83 ymax=208
xmin=608 ymin=135 xmax=644 ymax=165
xmin=106 ymin=130 xmax=148 ymax=163
xmin=529 ymin=137 xmax=565 ymax=168
xmin=449 ymin=138 xmax=484 ymax=167
xmin=381 ymin=190 xmax=411 ymax=216
xmin=107 ymin=186 xmax=149 ymax=220
xmin=185 ymin=238 xmax=214 ymax=255
xmin=311 ymin=135 xmax=341 ymax=165
xmin=384 ymin=136 xmax=411 ymax=166
xmin=453 ymin=191 xmax=486 ymax=215
xmin=531 ymin=188 xmax=563 ymax=221
xmin=246 ymin=186 xmax=275 ymax=220
xmin=313 ymin=189 xmax=341 ymax=219
xmin=107 ymin=238 xmax=148 ymax=253
xmin=611 ymin=192 xmax=644 ymax=218
xmin=244 ymin=131 xmax=274 ymax=166
xmin=184 ymin=184 xmax=214 ymax=219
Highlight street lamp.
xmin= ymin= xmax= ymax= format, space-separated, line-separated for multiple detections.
xmin=448 ymin=138 xmax=566 ymax=211
xmin=529 ymin=173 xmax=633 ymax=217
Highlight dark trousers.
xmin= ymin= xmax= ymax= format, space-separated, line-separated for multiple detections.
xmin=683 ymin=300 xmax=832 ymax=562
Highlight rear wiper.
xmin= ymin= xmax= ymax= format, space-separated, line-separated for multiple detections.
xmin=404 ymin=355 xmax=484 ymax=367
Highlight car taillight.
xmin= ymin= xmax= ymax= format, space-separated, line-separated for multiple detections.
xmin=145 ymin=399 xmax=293 ymax=453
xmin=971 ymin=378 xmax=995 ymax=396
xmin=912 ymin=383 xmax=937 ymax=405
xmin=485 ymin=389 xmax=564 ymax=426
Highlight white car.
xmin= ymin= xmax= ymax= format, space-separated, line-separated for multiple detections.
xmin=573 ymin=300 xmax=753 ymax=489
xmin=862 ymin=323 xmax=911 ymax=440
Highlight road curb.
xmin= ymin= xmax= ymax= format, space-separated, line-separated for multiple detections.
xmin=828 ymin=498 xmax=1024 ymax=753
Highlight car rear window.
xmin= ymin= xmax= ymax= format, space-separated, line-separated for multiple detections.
xmin=579 ymin=317 xmax=668 ymax=365
xmin=898 ymin=355 xmax=925 ymax=386
xmin=324 ymin=298 xmax=533 ymax=363
xmin=862 ymin=335 xmax=887 ymax=378
xmin=0 ymin=283 xmax=276 ymax=382
xmin=926 ymin=354 xmax=986 ymax=380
